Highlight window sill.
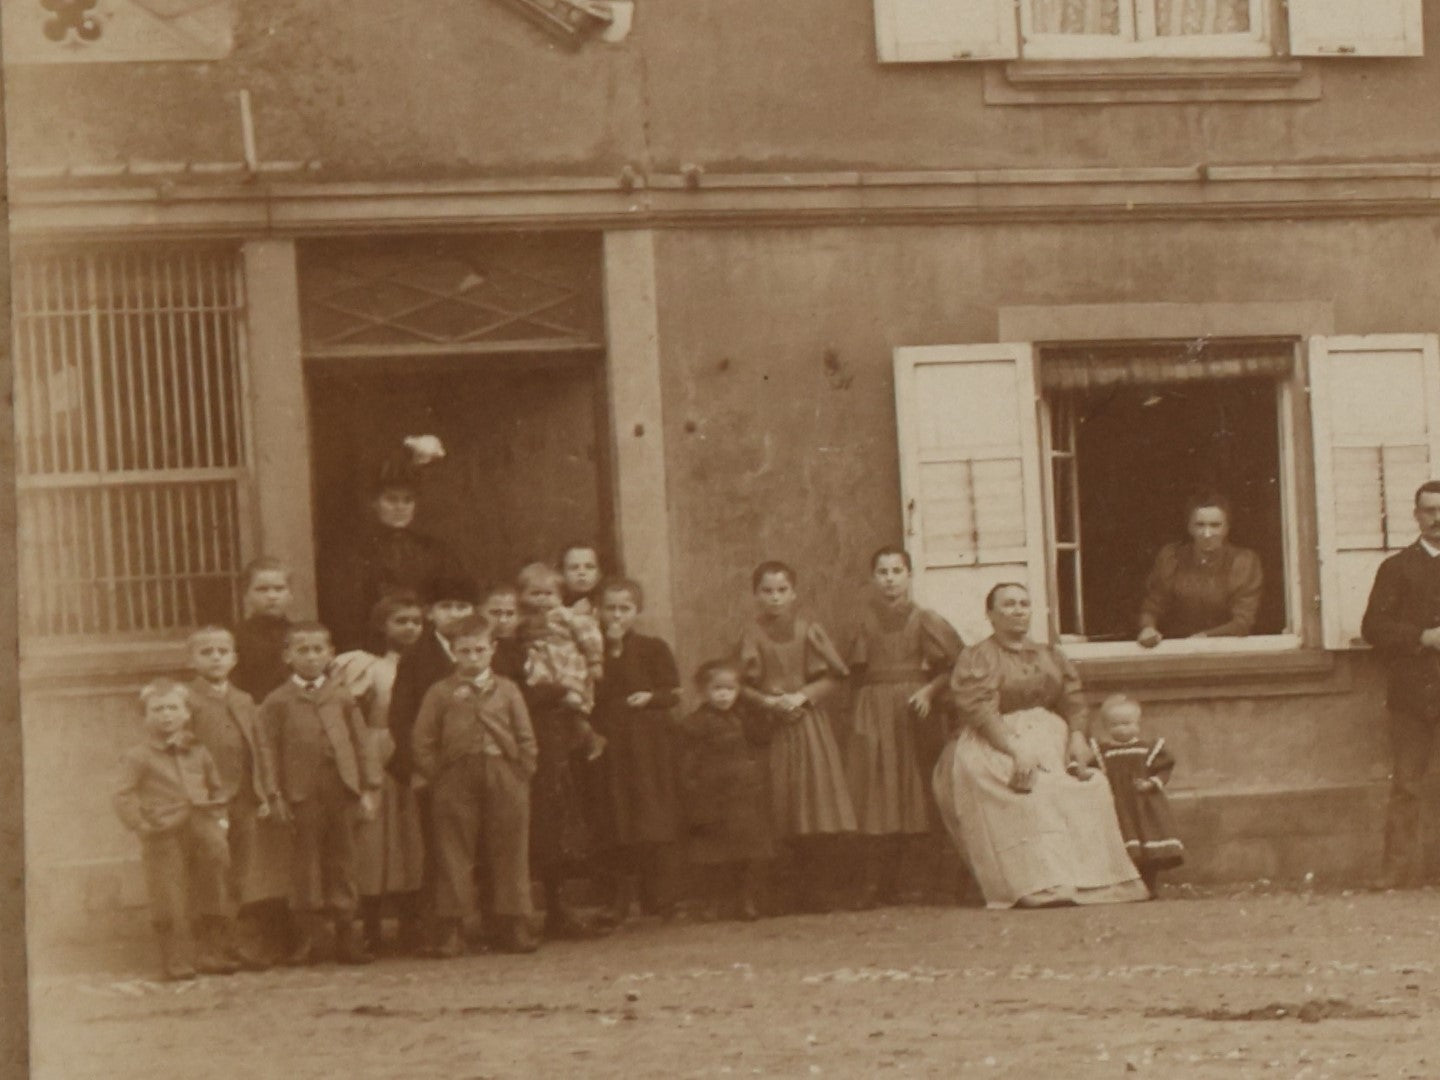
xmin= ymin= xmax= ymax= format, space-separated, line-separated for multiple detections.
xmin=1072 ymin=644 xmax=1344 ymax=701
xmin=21 ymin=638 xmax=188 ymax=691
xmin=984 ymin=58 xmax=1321 ymax=105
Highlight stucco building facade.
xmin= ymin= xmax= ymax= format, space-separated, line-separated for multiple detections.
xmin=7 ymin=0 xmax=1440 ymax=939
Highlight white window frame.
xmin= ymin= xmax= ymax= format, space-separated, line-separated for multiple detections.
xmin=1020 ymin=0 xmax=1270 ymax=61
xmin=1036 ymin=344 xmax=1305 ymax=661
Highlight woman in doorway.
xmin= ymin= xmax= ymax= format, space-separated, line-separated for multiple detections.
xmin=332 ymin=435 xmax=467 ymax=652
xmin=934 ymin=583 xmax=1147 ymax=909
xmin=1136 ymin=493 xmax=1263 ymax=648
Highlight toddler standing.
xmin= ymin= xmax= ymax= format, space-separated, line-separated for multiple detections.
xmin=1092 ymin=694 xmax=1185 ymax=896
xmin=673 ymin=661 xmax=774 ymax=921
xmin=114 ymin=680 xmax=235 ymax=980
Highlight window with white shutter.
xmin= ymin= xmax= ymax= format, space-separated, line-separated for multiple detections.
xmin=874 ymin=0 xmax=1020 ymax=62
xmin=1310 ymin=335 xmax=1440 ymax=649
xmin=897 ymin=336 xmax=1314 ymax=660
xmin=1287 ymin=0 xmax=1424 ymax=57
xmin=892 ymin=343 xmax=1049 ymax=646
xmin=875 ymin=0 xmax=1424 ymax=62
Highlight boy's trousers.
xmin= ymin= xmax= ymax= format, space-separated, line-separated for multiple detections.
xmin=432 ymin=753 xmax=532 ymax=918
xmin=142 ymin=814 xmax=230 ymax=928
xmin=290 ymin=761 xmax=360 ymax=915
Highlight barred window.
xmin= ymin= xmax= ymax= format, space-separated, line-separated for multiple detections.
xmin=15 ymin=247 xmax=253 ymax=643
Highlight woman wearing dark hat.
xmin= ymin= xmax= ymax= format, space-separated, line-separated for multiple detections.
xmin=330 ymin=435 xmax=468 ymax=652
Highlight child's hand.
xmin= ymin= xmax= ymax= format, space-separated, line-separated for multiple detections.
xmin=1066 ymin=762 xmax=1095 ymax=781
xmin=585 ymin=731 xmax=608 ymax=761
xmin=1133 ymin=777 xmax=1156 ymax=793
xmin=358 ymin=792 xmax=379 ymax=822
xmin=776 ymin=692 xmax=808 ymax=714
xmin=908 ymin=685 xmax=935 ymax=718
xmin=626 ymin=691 xmax=654 ymax=708
xmin=256 ymin=800 xmax=271 ymax=821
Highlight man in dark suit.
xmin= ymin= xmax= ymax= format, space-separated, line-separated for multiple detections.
xmin=387 ymin=574 xmax=479 ymax=951
xmin=1361 ymin=480 xmax=1440 ymax=888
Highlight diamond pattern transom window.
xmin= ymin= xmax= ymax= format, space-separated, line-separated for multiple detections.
xmin=299 ymin=234 xmax=604 ymax=356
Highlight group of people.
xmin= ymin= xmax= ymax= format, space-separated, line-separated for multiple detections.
xmin=113 ymin=438 xmax=1214 ymax=982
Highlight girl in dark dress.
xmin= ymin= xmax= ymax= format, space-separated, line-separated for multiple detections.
xmin=590 ymin=578 xmax=683 ymax=927
xmin=736 ymin=561 xmax=857 ymax=912
xmin=1092 ymin=695 xmax=1185 ymax=896
xmin=846 ymin=546 xmax=963 ymax=908
xmin=674 ymin=660 xmax=774 ymax=921
xmin=329 ymin=435 xmax=465 ymax=652
xmin=229 ymin=556 xmax=297 ymax=958
xmin=231 ymin=557 xmax=295 ymax=704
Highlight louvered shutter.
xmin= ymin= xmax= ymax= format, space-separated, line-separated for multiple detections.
xmin=893 ymin=343 xmax=1049 ymax=646
xmin=1310 ymin=335 xmax=1440 ymax=648
xmin=874 ymin=0 xmax=1020 ymax=62
xmin=1288 ymin=0 xmax=1424 ymax=57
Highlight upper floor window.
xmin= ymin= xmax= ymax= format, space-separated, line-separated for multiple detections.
xmin=874 ymin=0 xmax=1424 ymax=63
xmin=1023 ymin=0 xmax=1268 ymax=59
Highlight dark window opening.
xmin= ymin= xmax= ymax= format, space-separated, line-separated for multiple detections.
xmin=1042 ymin=343 xmax=1291 ymax=643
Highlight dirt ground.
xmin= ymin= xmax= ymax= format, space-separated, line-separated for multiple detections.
xmin=25 ymin=886 xmax=1440 ymax=1080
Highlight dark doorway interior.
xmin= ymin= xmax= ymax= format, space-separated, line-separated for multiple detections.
xmin=1064 ymin=376 xmax=1287 ymax=641
xmin=307 ymin=351 xmax=612 ymax=627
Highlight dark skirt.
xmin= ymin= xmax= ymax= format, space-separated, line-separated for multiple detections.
xmin=588 ymin=707 xmax=681 ymax=850
xmin=685 ymin=758 xmax=774 ymax=866
xmin=529 ymin=706 xmax=592 ymax=875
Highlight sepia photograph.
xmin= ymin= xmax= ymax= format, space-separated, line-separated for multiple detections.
xmin=3 ymin=1 xmax=1440 ymax=1076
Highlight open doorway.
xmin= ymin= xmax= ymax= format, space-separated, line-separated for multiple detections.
xmin=306 ymin=351 xmax=614 ymax=630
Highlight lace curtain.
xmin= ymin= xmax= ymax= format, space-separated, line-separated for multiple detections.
xmin=1153 ymin=0 xmax=1250 ymax=35
xmin=1030 ymin=0 xmax=1121 ymax=34
xmin=1032 ymin=0 xmax=1250 ymax=35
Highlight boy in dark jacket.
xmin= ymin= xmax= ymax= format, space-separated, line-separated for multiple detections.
xmin=260 ymin=622 xmax=381 ymax=965
xmin=413 ymin=615 xmax=539 ymax=956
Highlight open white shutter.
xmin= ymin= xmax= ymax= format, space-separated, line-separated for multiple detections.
xmin=1310 ymin=335 xmax=1440 ymax=649
xmin=874 ymin=0 xmax=1019 ymax=62
xmin=1287 ymin=0 xmax=1424 ymax=57
xmin=894 ymin=343 xmax=1048 ymax=647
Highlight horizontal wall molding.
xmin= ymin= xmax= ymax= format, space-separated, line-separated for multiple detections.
xmin=11 ymin=162 xmax=1440 ymax=239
